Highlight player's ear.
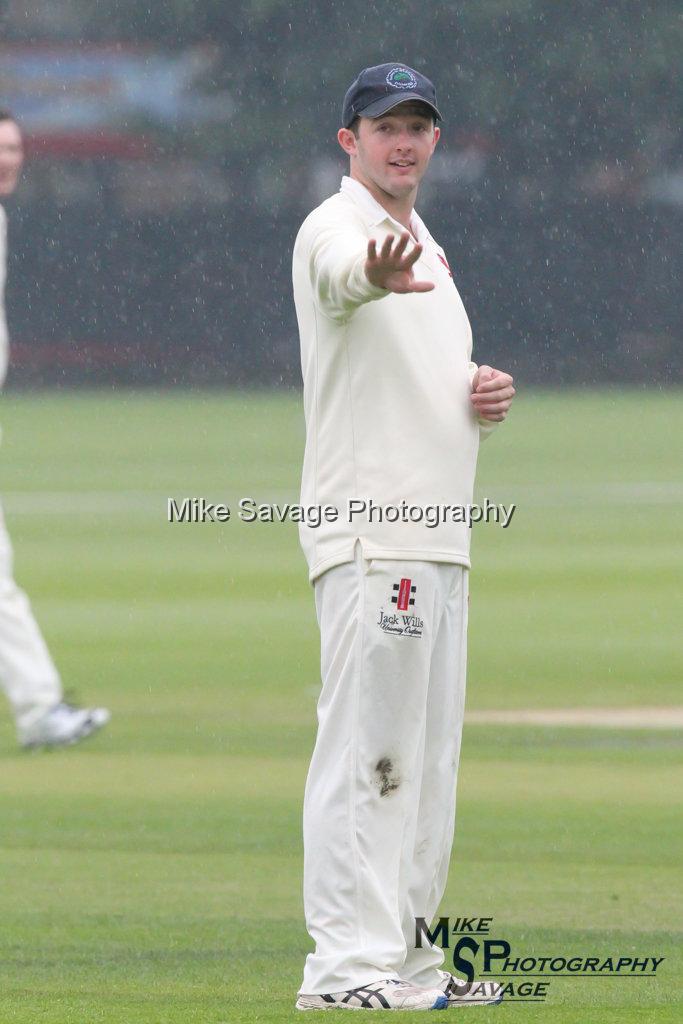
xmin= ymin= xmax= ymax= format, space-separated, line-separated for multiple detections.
xmin=432 ymin=125 xmax=441 ymax=150
xmin=337 ymin=127 xmax=357 ymax=157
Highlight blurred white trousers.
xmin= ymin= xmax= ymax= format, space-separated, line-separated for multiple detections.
xmin=0 ymin=499 xmax=61 ymax=733
xmin=301 ymin=546 xmax=469 ymax=994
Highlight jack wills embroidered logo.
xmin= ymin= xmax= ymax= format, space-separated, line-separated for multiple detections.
xmin=392 ymin=578 xmax=416 ymax=611
xmin=379 ymin=579 xmax=423 ymax=638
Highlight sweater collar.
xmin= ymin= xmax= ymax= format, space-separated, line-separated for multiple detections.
xmin=339 ymin=175 xmax=430 ymax=245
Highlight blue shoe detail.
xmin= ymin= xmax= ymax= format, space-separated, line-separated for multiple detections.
xmin=431 ymin=994 xmax=449 ymax=1010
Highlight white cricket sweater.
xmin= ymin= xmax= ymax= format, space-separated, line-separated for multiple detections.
xmin=292 ymin=175 xmax=495 ymax=582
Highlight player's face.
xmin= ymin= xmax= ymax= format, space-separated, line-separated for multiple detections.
xmin=0 ymin=119 xmax=24 ymax=197
xmin=352 ymin=105 xmax=439 ymax=199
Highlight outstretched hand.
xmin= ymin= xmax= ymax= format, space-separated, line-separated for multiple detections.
xmin=365 ymin=232 xmax=435 ymax=294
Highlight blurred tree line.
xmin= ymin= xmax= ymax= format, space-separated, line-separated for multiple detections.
xmin=3 ymin=0 xmax=681 ymax=386
xmin=37 ymin=0 xmax=682 ymax=173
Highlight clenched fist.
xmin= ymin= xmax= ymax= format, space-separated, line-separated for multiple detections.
xmin=470 ymin=365 xmax=515 ymax=422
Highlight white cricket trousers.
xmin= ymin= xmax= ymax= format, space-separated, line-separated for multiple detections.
xmin=301 ymin=547 xmax=469 ymax=994
xmin=0 ymin=499 xmax=61 ymax=733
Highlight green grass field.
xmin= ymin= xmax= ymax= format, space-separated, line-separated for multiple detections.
xmin=0 ymin=390 xmax=681 ymax=1023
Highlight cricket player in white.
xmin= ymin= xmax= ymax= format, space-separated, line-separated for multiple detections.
xmin=292 ymin=65 xmax=515 ymax=1010
xmin=0 ymin=110 xmax=109 ymax=749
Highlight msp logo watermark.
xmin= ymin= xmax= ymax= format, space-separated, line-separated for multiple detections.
xmin=386 ymin=67 xmax=418 ymax=90
xmin=415 ymin=916 xmax=665 ymax=1003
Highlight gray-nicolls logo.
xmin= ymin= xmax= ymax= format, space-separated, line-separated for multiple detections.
xmin=377 ymin=578 xmax=424 ymax=638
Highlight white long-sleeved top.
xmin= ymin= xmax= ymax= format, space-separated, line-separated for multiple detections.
xmin=292 ymin=175 xmax=495 ymax=582
xmin=0 ymin=205 xmax=9 ymax=388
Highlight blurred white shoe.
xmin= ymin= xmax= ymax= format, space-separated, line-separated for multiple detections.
xmin=20 ymin=701 xmax=110 ymax=749
xmin=296 ymin=977 xmax=449 ymax=1010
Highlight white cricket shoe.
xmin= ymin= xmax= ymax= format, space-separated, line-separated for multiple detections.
xmin=296 ymin=977 xmax=449 ymax=1011
xmin=20 ymin=701 xmax=110 ymax=749
xmin=436 ymin=971 xmax=503 ymax=1007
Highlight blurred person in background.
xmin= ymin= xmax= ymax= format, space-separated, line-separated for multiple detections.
xmin=0 ymin=109 xmax=109 ymax=749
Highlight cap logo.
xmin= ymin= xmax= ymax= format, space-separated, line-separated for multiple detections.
xmin=386 ymin=67 xmax=418 ymax=90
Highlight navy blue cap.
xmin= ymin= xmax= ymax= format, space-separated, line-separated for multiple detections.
xmin=341 ymin=63 xmax=442 ymax=129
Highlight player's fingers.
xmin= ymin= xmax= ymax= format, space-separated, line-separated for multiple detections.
xmin=402 ymin=242 xmax=423 ymax=268
xmin=471 ymin=392 xmax=514 ymax=406
xmin=475 ymin=408 xmax=511 ymax=419
xmin=472 ymin=385 xmax=515 ymax=401
xmin=475 ymin=375 xmax=514 ymax=394
xmin=380 ymin=234 xmax=395 ymax=260
xmin=409 ymin=280 xmax=435 ymax=292
xmin=473 ymin=401 xmax=513 ymax=417
xmin=477 ymin=409 xmax=508 ymax=421
xmin=392 ymin=232 xmax=411 ymax=260
xmin=367 ymin=239 xmax=377 ymax=262
xmin=474 ymin=364 xmax=494 ymax=385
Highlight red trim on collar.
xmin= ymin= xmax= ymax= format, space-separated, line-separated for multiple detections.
xmin=437 ymin=253 xmax=453 ymax=277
